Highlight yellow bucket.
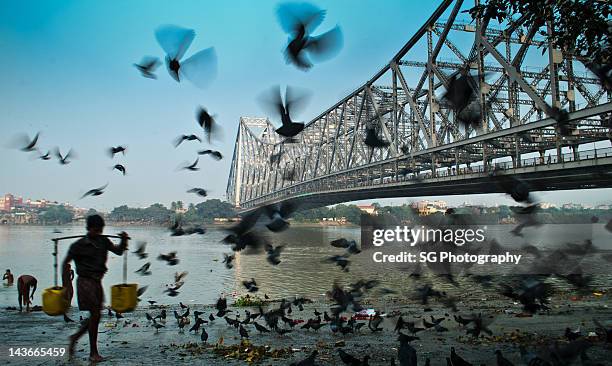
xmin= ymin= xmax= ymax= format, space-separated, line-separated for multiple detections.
xmin=42 ymin=286 xmax=69 ymax=316
xmin=110 ymin=283 xmax=138 ymax=313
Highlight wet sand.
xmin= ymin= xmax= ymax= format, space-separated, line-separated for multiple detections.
xmin=1 ymin=293 xmax=611 ymax=365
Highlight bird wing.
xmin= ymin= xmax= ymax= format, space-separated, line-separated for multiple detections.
xmin=279 ymin=201 xmax=299 ymax=218
xmin=137 ymin=286 xmax=148 ymax=296
xmin=229 ymin=208 xmax=263 ymax=235
xmin=256 ymin=85 xmax=284 ymax=121
xmin=54 ymin=147 xmax=63 ymax=160
xmin=276 ymin=2 xmax=326 ymax=35
xmin=189 ymin=158 xmax=199 ymax=168
xmin=197 ymin=107 xmax=212 ymax=128
xmin=154 ymin=24 xmax=195 ymax=60
xmin=330 ymin=238 xmax=349 ymax=248
xmin=141 ymin=56 xmax=161 ymax=70
xmin=63 ymin=149 xmax=75 ymax=161
xmin=305 ymin=25 xmax=343 ymax=62
xmin=181 ymin=47 xmax=218 ymax=89
xmin=284 ymin=86 xmax=311 ymax=120
xmin=27 ymin=133 xmax=39 ymax=149
xmin=216 ymin=297 xmax=227 ymax=311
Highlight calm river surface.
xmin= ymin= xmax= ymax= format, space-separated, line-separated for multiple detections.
xmin=0 ymin=223 xmax=610 ymax=308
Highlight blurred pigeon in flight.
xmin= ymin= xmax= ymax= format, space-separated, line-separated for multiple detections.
xmin=265 ymin=201 xmax=298 ymax=232
xmin=132 ymin=241 xmax=148 ymax=259
xmin=196 ymin=107 xmax=218 ymax=142
xmin=223 ymin=253 xmax=235 ymax=269
xmin=258 ymin=85 xmax=311 ymax=137
xmin=174 ymin=134 xmax=201 ymax=147
xmin=198 ymin=149 xmax=222 ymax=160
xmin=155 ymin=24 xmax=218 ymax=88
xmin=109 ymin=146 xmax=126 ymax=157
xmin=242 ymin=278 xmax=259 ymax=293
xmin=187 ymin=188 xmax=207 ymax=197
xmin=54 ymin=147 xmax=75 ymax=165
xmin=133 ymin=56 xmax=161 ymax=79
xmin=38 ymin=150 xmax=51 ymax=160
xmin=113 ymin=164 xmax=126 ymax=175
xmin=181 ymin=157 xmax=199 ymax=171
xmin=440 ymin=71 xmax=493 ymax=130
xmin=276 ymin=2 xmax=343 ymax=70
xmin=81 ymin=184 xmax=108 ymax=199
xmin=265 ymin=244 xmax=284 ymax=265
xmin=20 ymin=132 xmax=39 ymax=152
xmin=135 ymin=262 xmax=152 ymax=276
xmin=330 ymin=238 xmax=360 ymax=254
xmin=364 ymin=127 xmax=389 ymax=148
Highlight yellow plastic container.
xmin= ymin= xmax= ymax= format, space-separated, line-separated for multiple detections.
xmin=110 ymin=283 xmax=138 ymax=313
xmin=42 ymin=286 xmax=69 ymax=316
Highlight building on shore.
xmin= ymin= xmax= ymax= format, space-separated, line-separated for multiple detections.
xmin=1 ymin=194 xmax=24 ymax=212
xmin=412 ymin=200 xmax=448 ymax=216
xmin=356 ymin=204 xmax=377 ymax=215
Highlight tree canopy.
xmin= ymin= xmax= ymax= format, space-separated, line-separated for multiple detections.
xmin=39 ymin=205 xmax=74 ymax=224
xmin=108 ymin=199 xmax=236 ymax=224
xmin=466 ymin=0 xmax=610 ymax=66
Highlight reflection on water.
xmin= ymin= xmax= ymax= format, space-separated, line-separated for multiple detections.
xmin=0 ymin=224 xmax=610 ymax=307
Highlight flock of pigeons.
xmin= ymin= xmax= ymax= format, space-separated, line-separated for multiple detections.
xmin=9 ymin=1 xmax=612 ymax=365
xmin=115 ymin=176 xmax=612 ymax=366
xmin=14 ymin=2 xmax=346 ymax=202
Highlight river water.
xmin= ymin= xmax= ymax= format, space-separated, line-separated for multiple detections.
xmin=0 ymin=223 xmax=610 ymax=308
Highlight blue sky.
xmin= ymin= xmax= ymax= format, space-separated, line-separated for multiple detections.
xmin=1 ymin=0 xmax=610 ymax=211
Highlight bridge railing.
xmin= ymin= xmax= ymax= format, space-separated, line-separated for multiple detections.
xmin=239 ymin=146 xmax=612 ymax=208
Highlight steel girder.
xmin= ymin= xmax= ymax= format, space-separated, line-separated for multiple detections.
xmin=226 ymin=0 xmax=612 ymax=209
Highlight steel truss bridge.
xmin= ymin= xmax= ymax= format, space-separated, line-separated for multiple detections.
xmin=227 ymin=0 xmax=612 ymax=212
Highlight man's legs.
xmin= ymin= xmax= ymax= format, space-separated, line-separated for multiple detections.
xmin=68 ymin=308 xmax=103 ymax=360
xmin=25 ymin=286 xmax=31 ymax=312
xmin=17 ymin=280 xmax=23 ymax=311
xmin=87 ymin=308 xmax=103 ymax=361
xmin=68 ymin=318 xmax=89 ymax=357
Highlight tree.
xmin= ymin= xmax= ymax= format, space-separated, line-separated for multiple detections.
xmin=466 ymin=0 xmax=611 ymax=68
xmin=193 ymin=199 xmax=235 ymax=221
xmin=330 ymin=204 xmax=363 ymax=224
xmin=144 ymin=203 xmax=172 ymax=223
xmin=40 ymin=205 xmax=74 ymax=224
xmin=108 ymin=203 xmax=172 ymax=223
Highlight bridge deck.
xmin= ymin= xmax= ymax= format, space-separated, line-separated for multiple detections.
xmin=237 ymin=147 xmax=612 ymax=212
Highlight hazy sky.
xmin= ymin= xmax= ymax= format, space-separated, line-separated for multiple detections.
xmin=1 ymin=0 xmax=610 ymax=211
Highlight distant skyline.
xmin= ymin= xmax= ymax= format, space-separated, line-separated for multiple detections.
xmin=2 ymin=189 xmax=610 ymax=213
xmin=1 ymin=0 xmax=610 ymax=212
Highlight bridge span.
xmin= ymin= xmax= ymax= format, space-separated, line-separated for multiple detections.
xmin=227 ymin=0 xmax=612 ymax=213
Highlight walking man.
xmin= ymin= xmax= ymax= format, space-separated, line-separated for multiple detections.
xmin=62 ymin=214 xmax=129 ymax=362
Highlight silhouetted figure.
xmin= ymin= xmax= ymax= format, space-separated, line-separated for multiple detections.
xmin=3 ymin=269 xmax=13 ymax=286
xmin=62 ymin=215 xmax=129 ymax=363
xmin=17 ymin=274 xmax=37 ymax=312
xmin=62 ymin=263 xmax=75 ymax=304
